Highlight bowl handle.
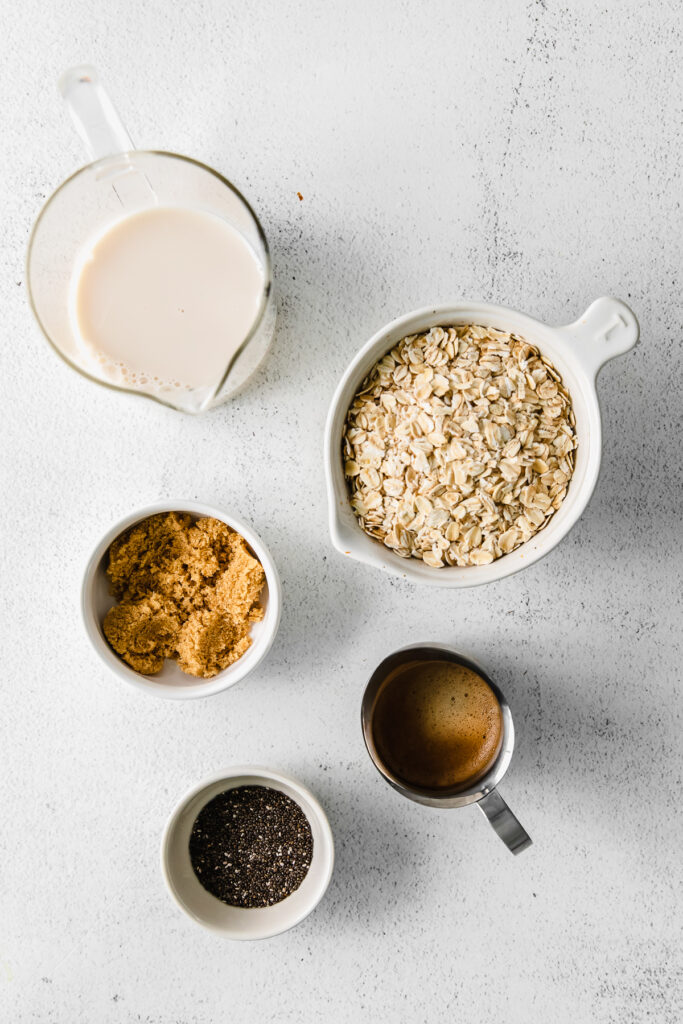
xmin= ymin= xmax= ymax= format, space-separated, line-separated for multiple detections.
xmin=557 ymin=297 xmax=639 ymax=379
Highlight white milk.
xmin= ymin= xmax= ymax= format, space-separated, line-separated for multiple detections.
xmin=70 ymin=206 xmax=265 ymax=395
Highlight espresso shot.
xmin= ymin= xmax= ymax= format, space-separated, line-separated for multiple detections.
xmin=370 ymin=659 xmax=503 ymax=792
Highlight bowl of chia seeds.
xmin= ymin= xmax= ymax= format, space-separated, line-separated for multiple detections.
xmin=161 ymin=767 xmax=335 ymax=939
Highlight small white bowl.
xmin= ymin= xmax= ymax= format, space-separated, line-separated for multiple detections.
xmin=81 ymin=500 xmax=282 ymax=699
xmin=161 ymin=767 xmax=335 ymax=939
xmin=324 ymin=297 xmax=639 ymax=588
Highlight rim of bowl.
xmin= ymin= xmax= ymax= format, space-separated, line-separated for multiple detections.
xmin=160 ymin=766 xmax=335 ymax=939
xmin=324 ymin=301 xmax=603 ymax=588
xmin=81 ymin=500 xmax=282 ymax=699
xmin=26 ymin=150 xmax=273 ymax=414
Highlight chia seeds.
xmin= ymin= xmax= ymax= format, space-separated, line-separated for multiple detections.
xmin=189 ymin=785 xmax=314 ymax=908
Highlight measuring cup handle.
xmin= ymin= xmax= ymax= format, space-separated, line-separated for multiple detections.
xmin=59 ymin=65 xmax=134 ymax=161
xmin=478 ymin=789 xmax=532 ymax=855
xmin=556 ymin=296 xmax=639 ymax=380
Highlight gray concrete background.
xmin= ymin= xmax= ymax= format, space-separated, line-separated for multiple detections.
xmin=1 ymin=1 xmax=681 ymax=1021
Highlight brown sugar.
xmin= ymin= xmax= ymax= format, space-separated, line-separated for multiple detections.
xmin=103 ymin=596 xmax=180 ymax=675
xmin=176 ymin=609 xmax=252 ymax=678
xmin=102 ymin=513 xmax=265 ymax=679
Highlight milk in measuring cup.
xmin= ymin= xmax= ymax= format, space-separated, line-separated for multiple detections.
xmin=70 ymin=206 xmax=264 ymax=395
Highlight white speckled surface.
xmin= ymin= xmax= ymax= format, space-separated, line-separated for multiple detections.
xmin=2 ymin=1 xmax=682 ymax=1021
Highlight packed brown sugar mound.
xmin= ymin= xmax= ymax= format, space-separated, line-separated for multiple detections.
xmin=103 ymin=513 xmax=265 ymax=678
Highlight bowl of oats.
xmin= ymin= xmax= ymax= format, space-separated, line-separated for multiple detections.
xmin=325 ymin=297 xmax=638 ymax=587
xmin=82 ymin=501 xmax=282 ymax=698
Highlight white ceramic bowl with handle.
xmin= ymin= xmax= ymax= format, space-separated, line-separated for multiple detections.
xmin=81 ymin=500 xmax=282 ymax=698
xmin=324 ymin=297 xmax=638 ymax=588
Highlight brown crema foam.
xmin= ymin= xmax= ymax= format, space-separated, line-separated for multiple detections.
xmin=371 ymin=660 xmax=503 ymax=790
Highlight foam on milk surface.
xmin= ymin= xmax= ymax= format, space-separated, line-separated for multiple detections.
xmin=70 ymin=206 xmax=265 ymax=394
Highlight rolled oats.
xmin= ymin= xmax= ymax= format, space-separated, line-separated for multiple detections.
xmin=342 ymin=325 xmax=577 ymax=568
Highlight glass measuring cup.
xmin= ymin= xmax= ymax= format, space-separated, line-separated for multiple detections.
xmin=27 ymin=67 xmax=275 ymax=414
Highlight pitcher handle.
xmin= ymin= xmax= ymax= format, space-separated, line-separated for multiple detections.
xmin=59 ymin=65 xmax=134 ymax=161
xmin=478 ymin=789 xmax=532 ymax=855
xmin=58 ymin=65 xmax=156 ymax=210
